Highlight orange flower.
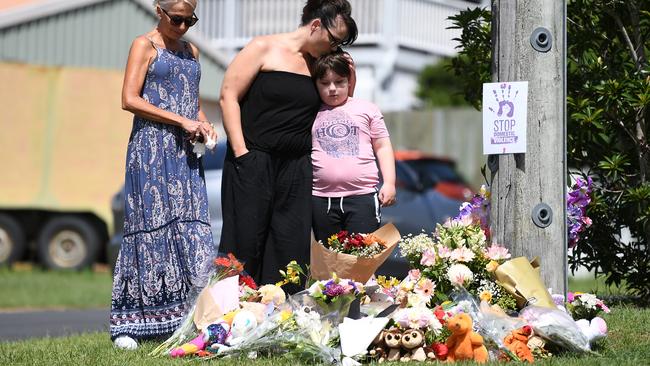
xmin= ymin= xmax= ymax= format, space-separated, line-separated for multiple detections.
xmin=363 ymin=234 xmax=386 ymax=247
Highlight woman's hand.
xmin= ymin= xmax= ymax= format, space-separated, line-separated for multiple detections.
xmin=181 ymin=118 xmax=203 ymax=142
xmin=379 ymin=184 xmax=396 ymax=207
xmin=199 ymin=120 xmax=218 ymax=142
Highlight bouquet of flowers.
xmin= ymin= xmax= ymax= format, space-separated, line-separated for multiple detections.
xmin=310 ymin=223 xmax=401 ymax=283
xmin=150 ymin=253 xmax=250 ymax=357
xmin=306 ymin=274 xmax=365 ymax=323
xmin=399 ymin=188 xmax=517 ymax=309
xmin=566 ymin=292 xmax=610 ymax=320
xmin=324 ymin=230 xmax=387 ymax=257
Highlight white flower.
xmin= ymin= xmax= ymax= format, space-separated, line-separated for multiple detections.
xmin=447 ymin=264 xmax=474 ymax=286
xmin=399 ymin=233 xmax=436 ymax=258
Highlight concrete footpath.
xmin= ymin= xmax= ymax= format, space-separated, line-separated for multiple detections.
xmin=0 ymin=308 xmax=108 ymax=342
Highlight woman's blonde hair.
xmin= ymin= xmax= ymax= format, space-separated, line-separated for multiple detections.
xmin=153 ymin=0 xmax=197 ymax=10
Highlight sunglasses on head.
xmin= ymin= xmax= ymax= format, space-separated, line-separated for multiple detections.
xmin=161 ymin=8 xmax=198 ymax=27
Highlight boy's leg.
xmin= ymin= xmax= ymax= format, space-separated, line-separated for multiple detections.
xmin=342 ymin=192 xmax=381 ymax=234
xmin=312 ymin=196 xmax=344 ymax=243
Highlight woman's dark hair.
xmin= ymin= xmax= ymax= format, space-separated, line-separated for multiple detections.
xmin=312 ymin=49 xmax=351 ymax=80
xmin=301 ymin=0 xmax=358 ymax=46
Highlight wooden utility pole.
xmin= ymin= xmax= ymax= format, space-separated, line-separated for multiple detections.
xmin=489 ymin=1 xmax=567 ymax=294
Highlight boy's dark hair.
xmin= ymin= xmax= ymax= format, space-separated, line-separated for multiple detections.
xmin=301 ymin=0 xmax=358 ymax=46
xmin=313 ymin=49 xmax=351 ymax=80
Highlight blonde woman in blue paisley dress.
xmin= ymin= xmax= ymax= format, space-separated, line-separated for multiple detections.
xmin=110 ymin=0 xmax=217 ymax=350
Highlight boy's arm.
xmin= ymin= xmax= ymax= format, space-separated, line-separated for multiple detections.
xmin=373 ymin=137 xmax=396 ymax=206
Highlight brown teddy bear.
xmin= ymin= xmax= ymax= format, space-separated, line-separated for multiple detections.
xmin=368 ymin=329 xmax=387 ymax=362
xmin=445 ymin=313 xmax=489 ymax=363
xmin=383 ymin=328 xmax=403 ymax=362
xmin=400 ymin=328 xmax=427 ymax=362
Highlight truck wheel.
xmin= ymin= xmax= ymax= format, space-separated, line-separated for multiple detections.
xmin=0 ymin=213 xmax=26 ymax=266
xmin=37 ymin=216 xmax=100 ymax=270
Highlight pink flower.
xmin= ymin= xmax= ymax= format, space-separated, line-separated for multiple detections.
xmin=484 ymin=244 xmax=511 ymax=261
xmin=415 ymin=278 xmax=436 ymax=299
xmin=567 ymin=292 xmax=575 ymax=302
xmin=420 ymin=249 xmax=437 ymax=267
xmin=598 ymin=301 xmax=611 ymax=313
xmin=408 ymin=269 xmax=421 ymax=282
xmin=450 ymin=247 xmax=475 ymax=262
xmin=437 ymin=244 xmax=452 ymax=259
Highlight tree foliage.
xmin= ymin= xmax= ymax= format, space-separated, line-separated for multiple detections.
xmin=445 ymin=1 xmax=650 ymax=299
xmin=416 ymin=59 xmax=469 ymax=107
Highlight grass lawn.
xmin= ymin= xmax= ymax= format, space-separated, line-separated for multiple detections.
xmin=0 ymin=266 xmax=629 ymax=310
xmin=0 ymin=265 xmax=112 ymax=309
xmin=1 ymin=306 xmax=648 ymax=366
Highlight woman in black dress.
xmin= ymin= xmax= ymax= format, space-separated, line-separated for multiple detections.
xmin=218 ymin=0 xmax=357 ymax=289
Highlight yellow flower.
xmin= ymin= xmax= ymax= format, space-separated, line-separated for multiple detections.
xmin=280 ymin=310 xmax=293 ymax=322
xmin=479 ymin=290 xmax=493 ymax=303
xmin=486 ymin=260 xmax=500 ymax=272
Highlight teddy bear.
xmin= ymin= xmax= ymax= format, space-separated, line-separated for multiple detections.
xmin=258 ymin=284 xmax=286 ymax=306
xmin=383 ymin=328 xmax=403 ymax=362
xmin=445 ymin=313 xmax=489 ymax=363
xmin=400 ymin=328 xmax=427 ymax=362
xmin=502 ymin=325 xmax=534 ymax=363
xmin=367 ymin=329 xmax=387 ymax=362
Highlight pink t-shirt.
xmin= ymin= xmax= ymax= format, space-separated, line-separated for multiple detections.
xmin=312 ymin=97 xmax=390 ymax=197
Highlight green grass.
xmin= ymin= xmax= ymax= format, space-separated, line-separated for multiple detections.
xmin=1 ymin=306 xmax=648 ymax=366
xmin=0 ymin=267 xmax=112 ymax=309
xmin=568 ymin=275 xmax=626 ymax=295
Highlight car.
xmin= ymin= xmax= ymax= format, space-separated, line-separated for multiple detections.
xmin=395 ymin=150 xmax=474 ymax=202
xmin=108 ymin=146 xmax=465 ymax=281
xmin=375 ymin=159 xmax=464 ymax=277
xmin=107 ymin=142 xmax=227 ymax=270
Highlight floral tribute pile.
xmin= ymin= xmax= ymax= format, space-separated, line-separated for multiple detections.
xmin=149 ymin=184 xmax=607 ymax=364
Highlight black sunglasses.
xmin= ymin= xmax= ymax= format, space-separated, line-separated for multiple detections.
xmin=161 ymin=8 xmax=198 ymax=27
xmin=323 ymin=24 xmax=344 ymax=48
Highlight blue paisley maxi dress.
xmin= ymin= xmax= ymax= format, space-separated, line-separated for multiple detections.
xmin=110 ymin=40 xmax=214 ymax=340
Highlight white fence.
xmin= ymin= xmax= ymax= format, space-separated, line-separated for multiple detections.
xmin=194 ymin=0 xmax=477 ymax=56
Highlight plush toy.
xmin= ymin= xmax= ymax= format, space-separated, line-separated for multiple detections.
xmin=228 ymin=310 xmax=258 ymax=346
xmin=368 ymin=329 xmax=387 ymax=362
xmin=383 ymin=328 xmax=403 ymax=362
xmin=575 ymin=317 xmax=607 ymax=346
xmin=170 ymin=334 xmax=208 ymax=358
xmin=400 ymin=328 xmax=427 ymax=362
xmin=258 ymin=284 xmax=286 ymax=306
xmin=240 ymin=301 xmax=270 ymax=324
xmin=503 ymin=325 xmax=534 ymax=363
xmin=445 ymin=313 xmax=489 ymax=363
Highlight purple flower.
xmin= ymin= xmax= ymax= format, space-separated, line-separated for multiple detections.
xmin=567 ymin=291 xmax=575 ymax=303
xmin=323 ymin=281 xmax=346 ymax=298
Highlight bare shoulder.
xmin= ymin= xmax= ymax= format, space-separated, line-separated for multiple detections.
xmin=131 ymin=35 xmax=153 ymax=50
xmin=245 ymin=35 xmax=274 ymax=53
xmin=187 ymin=42 xmax=200 ymax=59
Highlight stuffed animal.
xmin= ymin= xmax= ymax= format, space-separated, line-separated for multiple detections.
xmin=368 ymin=329 xmax=387 ymax=362
xmin=503 ymin=325 xmax=534 ymax=363
xmin=383 ymin=328 xmax=403 ymax=362
xmin=400 ymin=329 xmax=427 ymax=362
xmin=575 ymin=317 xmax=607 ymax=346
xmin=258 ymin=284 xmax=286 ymax=306
xmin=445 ymin=313 xmax=489 ymax=363
xmin=228 ymin=310 xmax=258 ymax=346
xmin=170 ymin=333 xmax=208 ymax=358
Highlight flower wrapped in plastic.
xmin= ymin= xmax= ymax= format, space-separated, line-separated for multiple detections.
xmin=150 ymin=253 xmax=250 ymax=357
xmin=304 ymin=274 xmax=365 ymax=324
xmin=565 ymin=292 xmax=610 ymax=320
xmin=310 ymin=223 xmax=401 ymax=283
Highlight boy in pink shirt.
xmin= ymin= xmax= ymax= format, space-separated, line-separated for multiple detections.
xmin=311 ymin=50 xmax=396 ymax=243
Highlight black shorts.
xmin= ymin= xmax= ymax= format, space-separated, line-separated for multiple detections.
xmin=311 ymin=192 xmax=381 ymax=243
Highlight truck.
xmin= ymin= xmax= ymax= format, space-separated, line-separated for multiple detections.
xmin=0 ymin=62 xmax=132 ymax=269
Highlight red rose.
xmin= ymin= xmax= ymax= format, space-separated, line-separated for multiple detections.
xmin=239 ymin=275 xmax=258 ymax=290
xmin=433 ymin=306 xmax=446 ymax=323
xmin=337 ymin=230 xmax=349 ymax=241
